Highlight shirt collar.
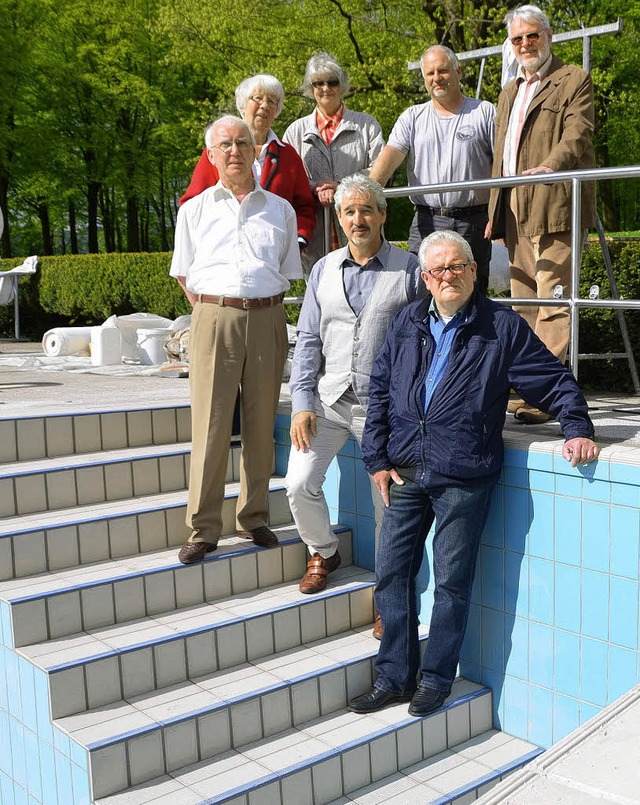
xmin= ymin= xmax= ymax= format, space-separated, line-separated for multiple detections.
xmin=516 ymin=52 xmax=553 ymax=84
xmin=341 ymin=238 xmax=390 ymax=270
xmin=212 ymin=178 xmax=263 ymax=201
xmin=316 ymin=103 xmax=344 ymax=132
xmin=428 ymin=297 xmax=470 ymax=323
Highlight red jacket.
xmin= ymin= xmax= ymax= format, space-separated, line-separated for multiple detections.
xmin=180 ymin=141 xmax=316 ymax=244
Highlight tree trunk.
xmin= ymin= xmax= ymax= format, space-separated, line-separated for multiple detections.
xmin=0 ymin=173 xmax=12 ymax=258
xmin=87 ymin=180 xmax=100 ymax=253
xmin=158 ymin=161 xmax=169 ymax=251
xmin=38 ymin=202 xmax=54 ymax=255
xmin=68 ymin=199 xmax=79 ymax=254
xmin=99 ymin=187 xmax=116 ymax=252
xmin=127 ymin=194 xmax=140 ymax=252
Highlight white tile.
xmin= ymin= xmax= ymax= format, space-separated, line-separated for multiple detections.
xmin=326 ymin=595 xmax=351 ymax=637
xmin=204 ymin=558 xmax=232 ymax=601
xmin=122 ymin=647 xmax=155 ymax=699
xmin=0 ymin=477 xmax=16 ymax=517
xmin=230 ymin=698 xmax=263 ymax=747
xmin=104 ymin=463 xmax=133 ymax=502
xmin=48 ymin=591 xmax=82 ymax=638
xmin=290 ymin=678 xmax=319 ymax=727
xmin=470 ymin=693 xmax=492 ymax=736
xmin=349 ymin=587 xmax=374 ymax=629
xmin=45 ymin=416 xmax=75 ymax=457
xmin=256 ymin=548 xmax=283 ymax=589
xmin=175 ymin=565 xmax=204 ymax=608
xmin=74 ymin=414 xmax=102 ymax=453
xmin=345 ymin=660 xmax=373 ymax=701
xmin=342 ymin=744 xmax=371 ymax=793
xmin=145 ymin=571 xmax=177 ymax=616
xmin=47 ymin=525 xmax=80 ymax=570
xmin=16 ymin=417 xmax=46 ymax=460
xmin=260 ymin=688 xmax=292 ymax=737
xmin=370 ymin=732 xmax=398 ymax=782
xmin=245 ymin=615 xmax=274 ymax=661
xmin=249 ymin=781 xmax=280 ymax=804
xmin=268 ymin=488 xmax=291 ymax=526
xmin=225 ymin=451 xmax=234 ymax=483
xmin=0 ymin=538 xmax=12 ymax=581
xmin=86 ymin=656 xmax=122 ymax=709
xmin=127 ymin=730 xmax=166 ymax=786
xmin=91 ymin=743 xmax=128 ymax=800
xmin=231 ymin=553 xmax=258 ymax=595
xmin=186 ymin=631 xmax=217 ymax=677
xmin=447 ymin=702 xmax=470 ymax=747
xmin=217 ymin=623 xmax=247 ymax=669
xmin=100 ymin=412 xmax=128 ymax=450
xmin=13 ymin=531 xmax=46 ymax=576
xmin=312 ymin=755 xmax=343 ymax=804
xmin=165 ymin=505 xmax=190 ymax=548
xmin=50 ymin=667 xmax=86 ymax=718
xmin=154 ymin=640 xmax=188 ymax=688
xmin=282 ymin=541 xmax=307 ymax=582
xmin=0 ymin=419 xmax=17 ymax=462
xmin=319 ymin=668 xmax=346 ymax=716
xmin=273 ymin=608 xmax=301 ymax=653
xmin=76 ymin=465 xmax=106 ymax=505
xmin=429 ymin=756 xmax=489 ymax=796
xmin=176 ymin=408 xmax=191 ymax=442
xmin=133 ymin=458 xmax=161 ymax=497
xmin=78 ymin=520 xmax=110 ymax=565
xmin=281 ymin=768 xmax=313 ymax=805
xmin=198 ymin=709 xmax=231 ymax=759
xmin=164 ymin=720 xmax=199 ymax=771
xmin=300 ymin=601 xmax=327 ymax=644
xmin=422 ymin=711 xmax=448 ymax=758
xmin=397 ymin=721 xmax=423 ymax=769
xmin=81 ymin=585 xmax=116 ymax=630
xmin=46 ymin=470 xmax=78 ymax=510
xmin=138 ymin=510 xmax=168 ymax=553
xmin=159 ymin=455 xmax=186 ymax=492
xmin=152 ymin=409 xmax=178 ymax=445
xmin=127 ymin=411 xmax=153 ymax=447
xmin=15 ymin=474 xmax=46 ymax=515
xmin=109 ymin=516 xmax=140 ymax=559
xmin=114 ymin=577 xmax=146 ymax=623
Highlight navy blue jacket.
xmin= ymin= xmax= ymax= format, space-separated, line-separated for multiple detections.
xmin=362 ymin=293 xmax=595 ymax=485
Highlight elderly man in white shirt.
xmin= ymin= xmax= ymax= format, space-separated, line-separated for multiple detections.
xmin=170 ymin=115 xmax=302 ymax=564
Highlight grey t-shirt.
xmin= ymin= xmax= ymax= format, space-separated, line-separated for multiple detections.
xmin=388 ymin=97 xmax=495 ymax=208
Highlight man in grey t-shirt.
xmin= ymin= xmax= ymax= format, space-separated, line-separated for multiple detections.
xmin=370 ymin=45 xmax=495 ymax=293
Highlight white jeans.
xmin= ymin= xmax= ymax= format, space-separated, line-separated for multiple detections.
xmin=285 ymin=389 xmax=385 ymax=558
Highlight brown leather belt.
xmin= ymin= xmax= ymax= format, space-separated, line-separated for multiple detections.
xmin=196 ymin=293 xmax=284 ymax=309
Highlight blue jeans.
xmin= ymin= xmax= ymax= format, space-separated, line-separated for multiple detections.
xmin=374 ymin=476 xmax=494 ymax=695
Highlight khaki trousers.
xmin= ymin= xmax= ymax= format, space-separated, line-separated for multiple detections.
xmin=505 ymin=191 xmax=577 ymax=363
xmin=186 ymin=301 xmax=288 ymax=544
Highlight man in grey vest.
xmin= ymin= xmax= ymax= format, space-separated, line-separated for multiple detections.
xmin=286 ymin=174 xmax=424 ymax=602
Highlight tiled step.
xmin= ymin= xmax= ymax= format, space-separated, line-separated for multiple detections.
xmin=57 ymin=622 xmax=404 ymax=798
xmin=0 ymin=441 xmax=193 ymax=517
xmin=2 ymin=521 xmax=333 ymax=647
xmin=19 ymin=551 xmax=369 ymax=720
xmin=328 ymin=729 xmax=542 ymax=804
xmin=0 ymin=470 xmax=286 ymax=581
xmin=0 ymin=403 xmax=191 ymax=462
xmin=94 ymin=680 xmax=494 ymax=804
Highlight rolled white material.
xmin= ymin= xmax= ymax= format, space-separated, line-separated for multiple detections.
xmin=91 ymin=326 xmax=121 ymax=366
xmin=42 ymin=327 xmax=93 ymax=357
xmin=137 ymin=328 xmax=172 ymax=365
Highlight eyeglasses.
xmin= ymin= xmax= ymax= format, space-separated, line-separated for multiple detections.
xmin=312 ymin=79 xmax=340 ymax=88
xmin=510 ymin=31 xmax=542 ymax=46
xmin=211 ymin=140 xmax=253 ymax=154
xmin=425 ymin=262 xmax=470 ymax=278
xmin=248 ymin=95 xmax=278 ymax=109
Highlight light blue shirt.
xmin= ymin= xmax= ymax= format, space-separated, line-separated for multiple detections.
xmin=422 ymin=300 xmax=468 ymax=413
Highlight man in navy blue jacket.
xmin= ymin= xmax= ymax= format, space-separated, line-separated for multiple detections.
xmin=348 ymin=230 xmax=599 ymax=717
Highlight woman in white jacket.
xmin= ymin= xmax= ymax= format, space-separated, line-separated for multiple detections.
xmin=284 ymin=52 xmax=385 ymax=276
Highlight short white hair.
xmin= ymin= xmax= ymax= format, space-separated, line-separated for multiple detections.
xmin=418 ymin=230 xmax=474 ymax=269
xmin=204 ymin=116 xmax=256 ymax=148
xmin=235 ymin=74 xmax=285 ymax=117
xmin=420 ymin=45 xmax=460 ymax=75
xmin=301 ymin=52 xmax=350 ymax=100
xmin=504 ymin=5 xmax=551 ymax=34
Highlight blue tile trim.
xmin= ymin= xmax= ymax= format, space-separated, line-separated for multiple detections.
xmin=0 ymin=403 xmax=190 ymax=424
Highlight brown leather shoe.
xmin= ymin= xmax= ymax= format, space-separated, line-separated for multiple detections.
xmin=237 ymin=526 xmax=278 ymax=548
xmin=507 ymin=397 xmax=525 ymax=414
xmin=514 ymin=405 xmax=552 ymax=424
xmin=299 ymin=551 xmax=341 ymax=594
xmin=372 ymin=614 xmax=383 ymax=641
xmin=178 ymin=541 xmax=216 ymax=565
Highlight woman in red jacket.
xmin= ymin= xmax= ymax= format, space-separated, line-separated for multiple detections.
xmin=180 ymin=74 xmax=316 ymax=250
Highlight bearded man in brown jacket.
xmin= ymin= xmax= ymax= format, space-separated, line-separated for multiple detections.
xmin=487 ymin=4 xmax=595 ymax=423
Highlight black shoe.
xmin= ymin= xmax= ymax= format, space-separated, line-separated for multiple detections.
xmin=348 ymin=686 xmax=413 ymax=714
xmin=408 ymin=685 xmax=448 ymax=717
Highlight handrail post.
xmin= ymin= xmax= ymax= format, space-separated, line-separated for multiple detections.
xmin=569 ymin=177 xmax=582 ymax=378
xmin=323 ymin=206 xmax=332 ymax=257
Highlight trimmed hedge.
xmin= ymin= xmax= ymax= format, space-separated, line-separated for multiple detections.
xmin=1 ymin=245 xmax=639 ymax=391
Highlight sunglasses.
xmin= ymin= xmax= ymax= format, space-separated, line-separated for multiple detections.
xmin=510 ymin=31 xmax=542 ymax=46
xmin=312 ymin=80 xmax=340 ymax=88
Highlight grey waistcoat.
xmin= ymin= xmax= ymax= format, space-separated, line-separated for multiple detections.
xmin=316 ymin=245 xmax=412 ymax=410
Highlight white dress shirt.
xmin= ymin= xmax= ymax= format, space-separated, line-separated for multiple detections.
xmin=170 ymin=181 xmax=302 ymax=297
